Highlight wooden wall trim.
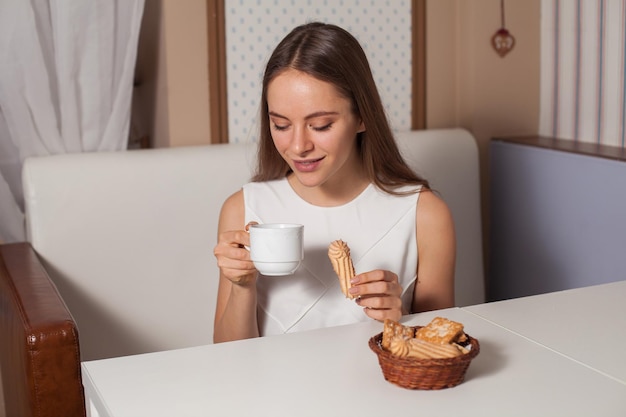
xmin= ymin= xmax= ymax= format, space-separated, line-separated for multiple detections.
xmin=412 ymin=0 xmax=426 ymax=130
xmin=493 ymin=136 xmax=626 ymax=163
xmin=207 ymin=0 xmax=228 ymax=143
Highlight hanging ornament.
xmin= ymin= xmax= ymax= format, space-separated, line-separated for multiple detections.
xmin=491 ymin=0 xmax=515 ymax=57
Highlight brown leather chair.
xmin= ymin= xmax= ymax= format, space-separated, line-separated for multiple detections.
xmin=0 ymin=243 xmax=85 ymax=417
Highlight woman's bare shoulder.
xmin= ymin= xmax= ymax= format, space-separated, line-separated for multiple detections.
xmin=416 ymin=189 xmax=453 ymax=223
xmin=218 ymin=189 xmax=245 ymax=230
xmin=222 ymin=188 xmax=244 ymax=209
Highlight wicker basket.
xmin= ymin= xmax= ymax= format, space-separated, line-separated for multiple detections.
xmin=368 ymin=326 xmax=480 ymax=390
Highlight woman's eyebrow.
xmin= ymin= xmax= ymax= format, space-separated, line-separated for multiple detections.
xmin=268 ymin=110 xmax=339 ymax=120
xmin=268 ymin=111 xmax=288 ymax=119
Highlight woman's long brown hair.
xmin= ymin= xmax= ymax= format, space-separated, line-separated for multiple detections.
xmin=252 ymin=22 xmax=429 ymax=195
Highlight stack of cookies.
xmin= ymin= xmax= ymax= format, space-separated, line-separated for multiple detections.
xmin=369 ymin=316 xmax=480 ymax=390
xmin=382 ymin=317 xmax=471 ymax=359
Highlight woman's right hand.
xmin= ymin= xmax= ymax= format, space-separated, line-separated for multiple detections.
xmin=214 ymin=192 xmax=260 ymax=343
xmin=213 ymin=225 xmax=258 ymax=286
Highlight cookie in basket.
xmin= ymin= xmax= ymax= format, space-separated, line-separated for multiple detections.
xmin=382 ymin=318 xmax=415 ymax=349
xmin=414 ymin=316 xmax=467 ymax=344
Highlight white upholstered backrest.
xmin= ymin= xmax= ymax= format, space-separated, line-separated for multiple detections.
xmin=23 ymin=128 xmax=484 ymax=361
xmin=396 ymin=129 xmax=485 ymax=308
xmin=24 ymin=143 xmax=257 ymax=360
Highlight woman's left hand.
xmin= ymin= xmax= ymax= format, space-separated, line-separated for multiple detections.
xmin=349 ymin=270 xmax=404 ymax=322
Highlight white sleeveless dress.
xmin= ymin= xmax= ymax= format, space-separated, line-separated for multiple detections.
xmin=243 ymin=178 xmax=421 ymax=336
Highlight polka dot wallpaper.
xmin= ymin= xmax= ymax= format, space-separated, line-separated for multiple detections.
xmin=225 ymin=0 xmax=412 ymax=143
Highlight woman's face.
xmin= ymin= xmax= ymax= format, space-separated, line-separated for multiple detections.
xmin=266 ymin=69 xmax=365 ymax=191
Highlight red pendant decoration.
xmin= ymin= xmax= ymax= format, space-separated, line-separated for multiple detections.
xmin=492 ymin=0 xmax=515 ymax=57
xmin=492 ymin=28 xmax=515 ymax=57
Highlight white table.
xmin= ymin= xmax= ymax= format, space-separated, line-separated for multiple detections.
xmin=465 ymin=279 xmax=626 ymax=384
xmin=82 ymin=297 xmax=626 ymax=417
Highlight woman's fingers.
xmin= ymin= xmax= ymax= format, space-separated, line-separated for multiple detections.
xmin=214 ymin=229 xmax=256 ymax=284
xmin=349 ymin=270 xmax=402 ymax=298
xmin=359 ymin=300 xmax=403 ymax=321
xmin=349 ymin=269 xmax=404 ymax=321
xmin=355 ymin=293 xmax=402 ymax=309
xmin=244 ymin=221 xmax=259 ymax=231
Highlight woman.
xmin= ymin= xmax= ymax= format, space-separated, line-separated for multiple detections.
xmin=213 ymin=22 xmax=455 ymax=343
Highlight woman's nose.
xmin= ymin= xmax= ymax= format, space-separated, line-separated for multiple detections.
xmin=290 ymin=126 xmax=313 ymax=154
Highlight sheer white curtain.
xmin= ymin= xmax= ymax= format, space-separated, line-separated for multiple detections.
xmin=539 ymin=0 xmax=626 ymax=147
xmin=0 ymin=0 xmax=145 ymax=242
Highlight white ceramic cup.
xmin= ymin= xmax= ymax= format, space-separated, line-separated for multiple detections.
xmin=249 ymin=223 xmax=304 ymax=276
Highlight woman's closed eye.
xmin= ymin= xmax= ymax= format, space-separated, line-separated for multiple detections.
xmin=311 ymin=122 xmax=333 ymax=132
xmin=272 ymin=123 xmax=290 ymax=132
xmin=272 ymin=122 xmax=333 ymax=132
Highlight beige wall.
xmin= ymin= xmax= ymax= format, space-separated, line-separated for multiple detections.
xmin=427 ymin=0 xmax=541 ymax=267
xmin=134 ymin=0 xmax=211 ymax=148
xmin=427 ymin=0 xmax=540 ymax=134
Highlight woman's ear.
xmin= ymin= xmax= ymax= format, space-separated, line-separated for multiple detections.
xmin=357 ymin=120 xmax=366 ymax=133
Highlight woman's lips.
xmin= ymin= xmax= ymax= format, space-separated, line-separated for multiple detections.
xmin=292 ymin=157 xmax=324 ymax=172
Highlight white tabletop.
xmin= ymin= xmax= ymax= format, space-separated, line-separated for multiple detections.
xmin=82 ymin=306 xmax=626 ymax=417
xmin=465 ymin=280 xmax=626 ymax=384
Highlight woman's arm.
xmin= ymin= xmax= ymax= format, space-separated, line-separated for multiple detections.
xmin=412 ymin=190 xmax=456 ymax=313
xmin=213 ymin=190 xmax=260 ymax=343
xmin=350 ymin=189 xmax=455 ymax=320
